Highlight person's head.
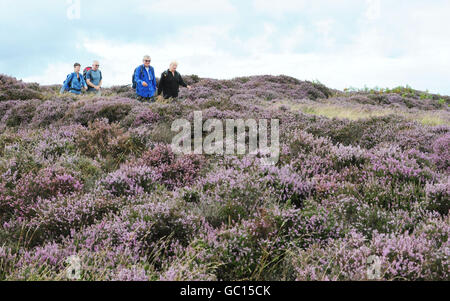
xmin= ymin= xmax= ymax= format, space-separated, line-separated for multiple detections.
xmin=143 ymin=55 xmax=151 ymax=67
xmin=169 ymin=61 xmax=178 ymax=72
xmin=92 ymin=60 xmax=100 ymax=71
xmin=74 ymin=63 xmax=81 ymax=73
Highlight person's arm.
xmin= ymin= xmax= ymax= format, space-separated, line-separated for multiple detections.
xmin=178 ymin=73 xmax=191 ymax=90
xmin=86 ymin=71 xmax=96 ymax=89
xmin=98 ymin=71 xmax=103 ymax=89
xmin=86 ymin=73 xmax=95 ymax=89
xmin=81 ymin=76 xmax=88 ymax=90
xmin=178 ymin=73 xmax=188 ymax=88
xmin=60 ymin=83 xmax=66 ymax=94
xmin=60 ymin=73 xmax=73 ymax=93
xmin=134 ymin=66 xmax=145 ymax=87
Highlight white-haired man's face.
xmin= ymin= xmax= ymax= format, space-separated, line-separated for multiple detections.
xmin=92 ymin=62 xmax=100 ymax=71
xmin=143 ymin=57 xmax=151 ymax=67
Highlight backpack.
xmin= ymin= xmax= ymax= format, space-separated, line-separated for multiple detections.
xmin=132 ymin=66 xmax=145 ymax=89
xmin=83 ymin=68 xmax=102 ymax=85
xmin=63 ymin=73 xmax=75 ymax=92
xmin=83 ymin=67 xmax=92 ymax=82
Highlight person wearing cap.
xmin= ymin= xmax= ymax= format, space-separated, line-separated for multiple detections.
xmin=157 ymin=61 xmax=191 ymax=99
xmin=134 ymin=55 xmax=157 ymax=102
xmin=60 ymin=63 xmax=88 ymax=95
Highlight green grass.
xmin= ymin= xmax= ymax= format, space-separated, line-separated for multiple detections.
xmin=344 ymin=85 xmax=416 ymax=95
xmin=272 ymin=101 xmax=449 ymax=126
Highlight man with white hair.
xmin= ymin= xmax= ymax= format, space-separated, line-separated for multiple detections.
xmin=157 ymin=61 xmax=191 ymax=99
xmin=85 ymin=60 xmax=103 ymax=96
xmin=134 ymin=55 xmax=157 ymax=102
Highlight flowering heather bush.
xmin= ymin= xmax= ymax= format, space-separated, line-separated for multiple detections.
xmin=189 ymin=166 xmax=273 ymax=227
xmin=1 ymin=99 xmax=40 ymax=127
xmin=292 ymin=218 xmax=449 ymax=280
xmin=179 ymin=75 xmax=332 ymax=102
xmin=425 ymin=180 xmax=450 ymax=216
xmin=2 ymin=193 xmax=125 ymax=248
xmin=431 ymin=133 xmax=450 ymax=172
xmin=0 ymin=74 xmax=43 ymax=101
xmin=101 ymin=144 xmax=205 ymax=195
xmin=100 ymin=164 xmax=162 ymax=196
xmin=342 ymin=89 xmax=449 ymax=110
xmin=1 ymin=166 xmax=83 ymax=219
xmin=31 ymin=100 xmax=69 ymax=127
xmin=102 ymin=85 xmax=137 ymax=99
xmin=66 ymin=98 xmax=134 ymax=125
xmin=74 ymin=119 xmax=147 ymax=167
xmin=32 ymin=125 xmax=81 ymax=161
xmin=305 ymin=115 xmax=414 ymax=149
xmin=369 ymin=146 xmax=436 ymax=184
xmin=0 ymin=75 xmax=449 ymax=281
xmin=125 ymin=106 xmax=160 ymax=127
xmin=261 ymin=165 xmax=315 ymax=208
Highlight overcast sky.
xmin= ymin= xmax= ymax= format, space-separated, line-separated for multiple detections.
xmin=1 ymin=0 xmax=449 ymax=95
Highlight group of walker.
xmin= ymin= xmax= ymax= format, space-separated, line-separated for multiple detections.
xmin=60 ymin=55 xmax=191 ymax=102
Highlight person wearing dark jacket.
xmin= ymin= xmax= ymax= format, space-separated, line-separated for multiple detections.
xmin=157 ymin=61 xmax=191 ymax=99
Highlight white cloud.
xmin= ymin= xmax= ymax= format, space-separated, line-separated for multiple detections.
xmin=314 ymin=19 xmax=336 ymax=48
xmin=241 ymin=23 xmax=278 ymax=55
xmin=252 ymin=0 xmax=307 ymax=14
xmin=22 ymin=62 xmax=75 ymax=86
xmin=365 ymin=0 xmax=381 ymax=21
xmin=20 ymin=0 xmax=450 ymax=95
xmin=74 ymin=25 xmax=234 ymax=86
xmin=74 ymin=31 xmax=447 ymax=95
xmin=252 ymin=0 xmax=362 ymax=15
xmin=280 ymin=25 xmax=306 ymax=53
xmin=138 ymin=0 xmax=236 ymax=15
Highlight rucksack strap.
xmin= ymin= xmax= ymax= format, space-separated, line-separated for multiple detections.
xmin=67 ymin=73 xmax=74 ymax=88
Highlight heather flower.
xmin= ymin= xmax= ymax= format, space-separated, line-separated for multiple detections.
xmin=68 ymin=98 xmax=133 ymax=125
xmin=100 ymin=164 xmax=161 ymax=196
xmin=425 ymin=180 xmax=450 ymax=215
xmin=0 ymin=74 xmax=42 ymax=101
xmin=31 ymin=100 xmax=69 ymax=127
xmin=1 ymin=166 xmax=83 ymax=218
xmin=0 ymin=74 xmax=448 ymax=281
xmin=431 ymin=133 xmax=450 ymax=172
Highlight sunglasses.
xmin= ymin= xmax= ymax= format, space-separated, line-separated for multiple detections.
xmin=94 ymin=64 xmax=100 ymax=67
xmin=144 ymin=60 xmax=151 ymax=63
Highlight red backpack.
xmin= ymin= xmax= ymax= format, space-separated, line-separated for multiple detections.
xmin=83 ymin=67 xmax=92 ymax=81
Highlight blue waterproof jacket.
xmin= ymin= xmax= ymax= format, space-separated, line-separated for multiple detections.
xmin=60 ymin=72 xmax=87 ymax=95
xmin=134 ymin=65 xmax=157 ymax=98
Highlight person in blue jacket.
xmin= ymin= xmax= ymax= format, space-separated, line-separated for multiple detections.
xmin=134 ymin=55 xmax=157 ymax=102
xmin=60 ymin=63 xmax=88 ymax=95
